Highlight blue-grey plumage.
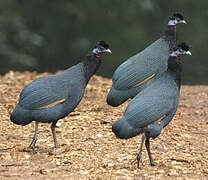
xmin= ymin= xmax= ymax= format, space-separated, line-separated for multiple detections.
xmin=112 ymin=73 xmax=179 ymax=139
xmin=112 ymin=43 xmax=191 ymax=167
xmin=113 ymin=38 xmax=170 ymax=90
xmin=112 ymin=13 xmax=186 ymax=90
xmin=10 ymin=40 xmax=112 ymax=149
xmin=107 ymin=76 xmax=153 ymax=107
xmin=107 ymin=13 xmax=186 ymax=107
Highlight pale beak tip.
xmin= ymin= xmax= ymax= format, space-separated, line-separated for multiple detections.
xmin=187 ymin=51 xmax=192 ymax=56
xmin=106 ymin=49 xmax=112 ymax=54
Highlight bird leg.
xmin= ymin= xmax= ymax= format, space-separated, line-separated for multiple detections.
xmin=145 ymin=137 xmax=156 ymax=166
xmin=136 ymin=134 xmax=146 ymax=168
xmin=51 ymin=121 xmax=59 ymax=148
xmin=29 ymin=121 xmax=39 ymax=150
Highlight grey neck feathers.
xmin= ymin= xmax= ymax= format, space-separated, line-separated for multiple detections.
xmin=167 ymin=56 xmax=182 ymax=88
xmin=83 ymin=52 xmax=101 ymax=83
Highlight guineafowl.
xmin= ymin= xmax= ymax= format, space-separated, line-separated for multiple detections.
xmin=112 ymin=43 xmax=191 ymax=167
xmin=107 ymin=13 xmax=186 ymax=107
xmin=11 ymin=40 xmax=111 ymax=149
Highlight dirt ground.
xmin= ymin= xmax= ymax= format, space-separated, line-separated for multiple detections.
xmin=0 ymin=71 xmax=207 ymax=180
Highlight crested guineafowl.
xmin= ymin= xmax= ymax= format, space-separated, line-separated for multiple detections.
xmin=107 ymin=13 xmax=186 ymax=107
xmin=112 ymin=43 xmax=191 ymax=167
xmin=10 ymin=41 xmax=111 ymax=149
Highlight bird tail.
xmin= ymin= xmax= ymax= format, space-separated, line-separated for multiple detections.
xmin=107 ymin=85 xmax=142 ymax=107
xmin=10 ymin=104 xmax=33 ymax=126
xmin=112 ymin=116 xmax=143 ymax=139
xmin=107 ymin=87 xmax=128 ymax=107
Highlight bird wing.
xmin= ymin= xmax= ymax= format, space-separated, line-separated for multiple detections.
xmin=19 ymin=74 xmax=72 ymax=110
xmin=112 ymin=38 xmax=170 ymax=90
xmin=123 ymin=76 xmax=179 ymax=128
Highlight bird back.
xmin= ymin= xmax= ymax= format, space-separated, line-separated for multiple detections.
xmin=112 ymin=38 xmax=170 ymax=90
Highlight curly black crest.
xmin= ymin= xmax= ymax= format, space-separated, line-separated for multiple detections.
xmin=177 ymin=42 xmax=189 ymax=51
xmin=173 ymin=13 xmax=184 ymax=20
xmin=95 ymin=40 xmax=110 ymax=49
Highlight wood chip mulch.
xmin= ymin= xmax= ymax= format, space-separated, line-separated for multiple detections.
xmin=0 ymin=71 xmax=208 ymax=179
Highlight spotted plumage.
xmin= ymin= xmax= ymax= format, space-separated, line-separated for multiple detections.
xmin=11 ymin=41 xmax=111 ymax=149
xmin=112 ymin=43 xmax=191 ymax=167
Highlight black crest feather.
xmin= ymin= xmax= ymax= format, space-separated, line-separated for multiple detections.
xmin=177 ymin=42 xmax=189 ymax=51
xmin=95 ymin=40 xmax=110 ymax=49
xmin=173 ymin=13 xmax=184 ymax=20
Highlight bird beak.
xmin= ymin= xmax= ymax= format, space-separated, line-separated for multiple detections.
xmin=181 ymin=20 xmax=187 ymax=24
xmin=185 ymin=51 xmax=192 ymax=56
xmin=105 ymin=49 xmax=112 ymax=54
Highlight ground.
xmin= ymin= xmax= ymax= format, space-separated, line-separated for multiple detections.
xmin=0 ymin=71 xmax=207 ymax=180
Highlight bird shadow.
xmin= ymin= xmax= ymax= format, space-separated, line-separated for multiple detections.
xmin=19 ymin=144 xmax=70 ymax=155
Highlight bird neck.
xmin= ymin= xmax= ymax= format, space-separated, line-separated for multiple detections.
xmin=83 ymin=52 xmax=101 ymax=83
xmin=167 ymin=56 xmax=182 ymax=88
xmin=164 ymin=25 xmax=177 ymax=48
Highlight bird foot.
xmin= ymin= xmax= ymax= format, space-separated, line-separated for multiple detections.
xmin=54 ymin=143 xmax=59 ymax=149
xmin=29 ymin=142 xmax=35 ymax=148
xmin=22 ymin=145 xmax=37 ymax=154
xmin=29 ymin=138 xmax=37 ymax=151
xmin=150 ymin=161 xmax=156 ymax=166
xmin=28 ymin=145 xmax=36 ymax=153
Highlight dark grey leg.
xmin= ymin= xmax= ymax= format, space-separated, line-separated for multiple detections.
xmin=29 ymin=121 xmax=39 ymax=149
xmin=51 ymin=121 xmax=59 ymax=148
xmin=145 ymin=137 xmax=156 ymax=166
xmin=136 ymin=134 xmax=145 ymax=168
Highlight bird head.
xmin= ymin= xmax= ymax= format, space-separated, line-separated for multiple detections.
xmin=92 ymin=40 xmax=112 ymax=58
xmin=170 ymin=42 xmax=192 ymax=58
xmin=168 ymin=13 xmax=186 ymax=27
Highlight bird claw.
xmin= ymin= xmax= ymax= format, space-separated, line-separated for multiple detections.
xmin=29 ymin=144 xmax=34 ymax=149
xmin=150 ymin=161 xmax=156 ymax=166
xmin=54 ymin=144 xmax=59 ymax=149
xmin=28 ymin=145 xmax=36 ymax=153
xmin=29 ymin=138 xmax=37 ymax=151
